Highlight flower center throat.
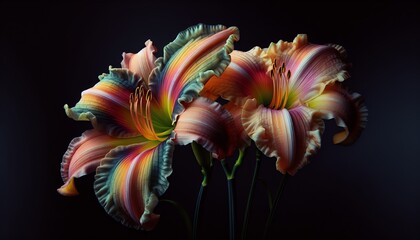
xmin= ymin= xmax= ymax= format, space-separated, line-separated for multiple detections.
xmin=129 ymin=86 xmax=171 ymax=141
xmin=268 ymin=59 xmax=292 ymax=110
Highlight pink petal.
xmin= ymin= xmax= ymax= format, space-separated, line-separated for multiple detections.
xmin=265 ymin=34 xmax=349 ymax=106
xmin=58 ymin=130 xmax=144 ymax=196
xmin=121 ymin=40 xmax=157 ymax=84
xmin=241 ymin=99 xmax=322 ymax=175
xmin=65 ymin=68 xmax=141 ymax=137
xmin=308 ymin=84 xmax=367 ymax=144
xmin=201 ymin=50 xmax=273 ymax=106
xmin=173 ymin=97 xmax=237 ymax=159
xmin=94 ymin=140 xmax=174 ymax=230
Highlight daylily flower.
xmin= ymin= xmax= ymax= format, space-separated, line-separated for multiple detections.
xmin=202 ymin=34 xmax=367 ymax=175
xmin=58 ymin=24 xmax=239 ymax=230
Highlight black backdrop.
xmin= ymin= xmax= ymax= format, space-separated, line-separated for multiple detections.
xmin=1 ymin=1 xmax=419 ymax=239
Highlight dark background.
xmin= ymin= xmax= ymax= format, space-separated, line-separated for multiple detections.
xmin=1 ymin=1 xmax=419 ymax=239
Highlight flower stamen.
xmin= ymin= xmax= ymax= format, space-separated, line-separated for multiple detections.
xmin=130 ymin=87 xmax=167 ymax=141
xmin=269 ymin=60 xmax=291 ymax=110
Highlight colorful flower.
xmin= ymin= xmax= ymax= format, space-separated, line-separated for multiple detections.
xmin=202 ymin=34 xmax=367 ymax=175
xmin=58 ymin=24 xmax=239 ymax=230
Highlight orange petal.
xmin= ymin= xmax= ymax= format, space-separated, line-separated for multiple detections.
xmin=57 ymin=177 xmax=79 ymax=196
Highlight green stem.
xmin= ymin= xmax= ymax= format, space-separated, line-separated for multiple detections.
xmin=241 ymin=150 xmax=261 ymax=240
xmin=160 ymin=199 xmax=193 ymax=240
xmin=227 ymin=178 xmax=235 ymax=240
xmin=193 ymin=183 xmax=206 ymax=240
xmin=257 ymin=178 xmax=273 ymax=211
xmin=220 ymin=150 xmax=246 ymax=240
xmin=230 ymin=149 xmax=245 ymax=179
xmin=221 ymin=159 xmax=236 ymax=240
xmin=262 ymin=173 xmax=289 ymax=240
xmin=191 ymin=141 xmax=213 ymax=240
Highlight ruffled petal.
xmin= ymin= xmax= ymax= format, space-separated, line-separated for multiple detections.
xmin=308 ymin=84 xmax=367 ymax=145
xmin=121 ymin=40 xmax=157 ymax=84
xmin=148 ymin=24 xmax=239 ymax=123
xmin=58 ymin=130 xmax=144 ymax=196
xmin=263 ymin=34 xmax=308 ymax=61
xmin=172 ymin=97 xmax=237 ymax=159
xmin=201 ymin=50 xmax=273 ymax=106
xmin=65 ymin=68 xmax=141 ymax=137
xmin=264 ymin=34 xmax=349 ymax=106
xmin=242 ymin=99 xmax=322 ymax=175
xmin=94 ymin=139 xmax=174 ymax=230
xmin=287 ymin=106 xmax=323 ymax=174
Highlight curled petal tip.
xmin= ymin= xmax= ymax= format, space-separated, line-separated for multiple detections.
xmin=141 ymin=194 xmax=160 ymax=231
xmin=57 ymin=178 xmax=79 ymax=196
xmin=121 ymin=40 xmax=157 ymax=84
xmin=121 ymin=52 xmax=133 ymax=68
xmin=64 ymin=104 xmax=93 ymax=122
xmin=293 ymin=34 xmax=308 ymax=47
xmin=63 ymin=104 xmax=71 ymax=117
xmin=140 ymin=213 xmax=160 ymax=231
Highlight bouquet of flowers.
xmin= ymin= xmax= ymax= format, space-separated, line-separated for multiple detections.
xmin=58 ymin=24 xmax=367 ymax=240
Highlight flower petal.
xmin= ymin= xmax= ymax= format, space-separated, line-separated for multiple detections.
xmin=65 ymin=68 xmax=141 ymax=137
xmin=223 ymin=101 xmax=251 ymax=149
xmin=173 ymin=97 xmax=237 ymax=159
xmin=148 ymin=24 xmax=239 ymax=122
xmin=121 ymin=40 xmax=157 ymax=84
xmin=201 ymin=50 xmax=273 ymax=106
xmin=264 ymin=34 xmax=349 ymax=105
xmin=308 ymin=84 xmax=367 ymax=145
xmin=58 ymin=130 xmax=144 ymax=196
xmin=242 ymin=99 xmax=322 ymax=175
xmin=94 ymin=139 xmax=174 ymax=230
